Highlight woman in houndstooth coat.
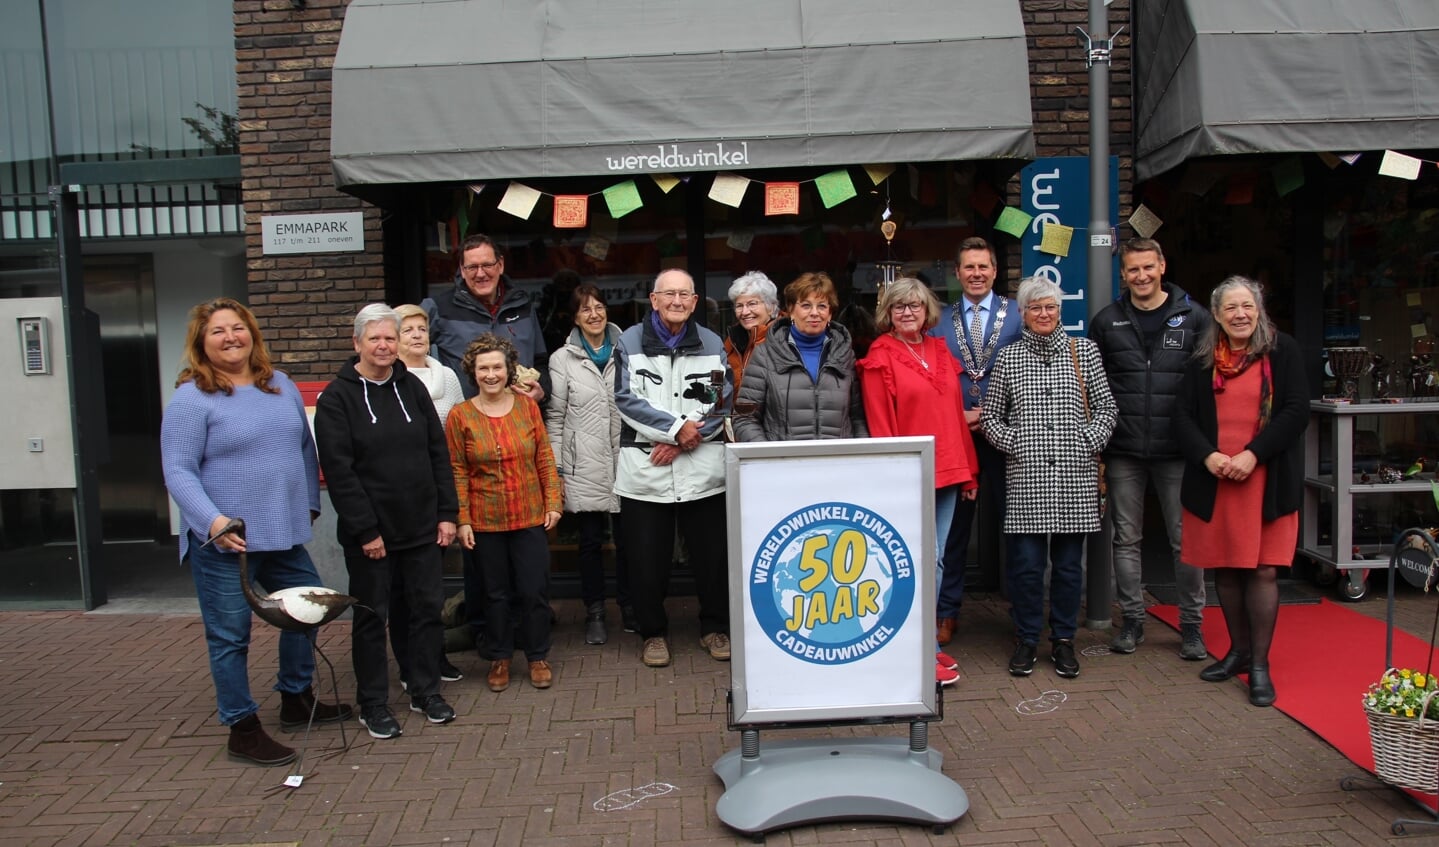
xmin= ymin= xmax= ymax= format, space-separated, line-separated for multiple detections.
xmin=981 ymin=277 xmax=1117 ymax=680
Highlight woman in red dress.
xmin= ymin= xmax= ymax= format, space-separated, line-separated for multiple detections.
xmin=1174 ymin=276 xmax=1309 ymax=707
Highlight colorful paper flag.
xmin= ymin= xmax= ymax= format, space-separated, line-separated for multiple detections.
xmin=727 ymin=230 xmax=755 ymax=253
xmin=1128 ymin=204 xmax=1163 ymax=239
xmin=709 ymin=173 xmax=750 ymax=208
xmin=815 ymin=169 xmax=857 ymax=208
xmin=1039 ymin=222 xmax=1074 ymax=257
xmin=1379 ymin=150 xmax=1423 ymax=180
xmin=863 ymin=164 xmax=896 ymax=185
xmin=994 ymin=206 xmax=1032 ymax=238
xmin=603 ymin=180 xmax=643 ymax=218
xmin=553 ymin=195 xmax=588 ymax=228
xmin=498 ymin=182 xmax=542 ymax=219
xmin=765 ymin=182 xmax=800 ymax=216
xmin=583 ymin=236 xmax=610 ymax=261
xmin=651 ymin=173 xmax=681 ymax=194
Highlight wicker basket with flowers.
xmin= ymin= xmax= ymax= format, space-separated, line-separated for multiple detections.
xmin=1363 ymin=668 xmax=1439 ymax=792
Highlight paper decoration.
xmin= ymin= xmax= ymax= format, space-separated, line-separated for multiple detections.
xmin=651 ymin=173 xmax=681 ymax=194
xmin=435 ymin=221 xmax=449 ymax=254
xmin=603 ymin=180 xmax=643 ymax=218
xmin=1272 ymin=157 xmax=1305 ymax=197
xmin=1379 ymin=150 xmax=1423 ymax=180
xmin=456 ymin=197 xmax=470 ymax=239
xmin=1407 ymin=292 xmax=1422 ymax=306
xmin=1339 ymin=153 xmax=1363 ymax=165
xmin=1415 ymin=323 xmax=1429 ymax=339
xmin=583 ymin=236 xmax=610 ymax=261
xmin=498 ymin=182 xmax=542 ymax=219
xmin=1039 ymin=222 xmax=1074 ymax=257
xmin=727 ymin=230 xmax=755 ymax=253
xmin=970 ymin=181 xmax=1000 ymax=217
xmin=864 ymin=164 xmax=895 ymax=185
xmin=994 ymin=206 xmax=1032 ymax=238
xmin=467 ymin=183 xmax=486 ymax=195
xmin=709 ymin=173 xmax=750 ymax=208
xmin=1128 ymin=204 xmax=1163 ymax=238
xmin=553 ymin=195 xmax=588 ymax=228
xmin=1317 ymin=152 xmax=1342 ymax=169
xmin=815 ymin=170 xmax=857 ymax=208
xmin=1224 ymin=173 xmax=1255 ymax=205
xmin=765 ymin=182 xmax=800 ymax=216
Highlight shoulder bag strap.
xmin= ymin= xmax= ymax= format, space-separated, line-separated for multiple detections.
xmin=1070 ymin=337 xmax=1091 ymax=421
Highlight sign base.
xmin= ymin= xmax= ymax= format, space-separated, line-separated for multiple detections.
xmin=713 ymin=735 xmax=968 ymax=835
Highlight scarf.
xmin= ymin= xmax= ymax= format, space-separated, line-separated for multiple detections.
xmin=1213 ymin=343 xmax=1272 ymax=432
xmin=650 ymin=311 xmax=687 ymax=349
xmin=581 ymin=334 xmax=613 ymax=370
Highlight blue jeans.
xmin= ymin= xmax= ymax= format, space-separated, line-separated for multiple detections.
xmin=188 ymin=532 xmax=319 ymax=725
xmin=1006 ymin=533 xmax=1086 ymax=645
xmin=933 ymin=485 xmax=958 ymax=648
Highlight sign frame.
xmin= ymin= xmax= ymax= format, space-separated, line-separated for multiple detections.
xmin=725 ymin=437 xmax=937 ymax=727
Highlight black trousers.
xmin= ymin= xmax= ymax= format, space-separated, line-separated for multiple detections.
xmin=346 ymin=542 xmax=444 ymax=706
xmin=621 ymin=493 xmax=729 ymax=640
xmin=574 ymin=510 xmax=632 ymax=609
xmin=474 ymin=525 xmax=552 ymax=662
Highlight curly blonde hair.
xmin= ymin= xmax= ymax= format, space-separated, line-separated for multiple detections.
xmin=460 ymin=333 xmax=518 ymax=389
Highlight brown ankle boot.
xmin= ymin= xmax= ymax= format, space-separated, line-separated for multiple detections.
xmin=279 ymin=686 xmax=354 ymax=731
xmin=228 ymin=714 xmax=296 ymax=767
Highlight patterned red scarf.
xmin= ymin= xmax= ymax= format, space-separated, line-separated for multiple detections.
xmin=1213 ymin=343 xmax=1272 ymax=432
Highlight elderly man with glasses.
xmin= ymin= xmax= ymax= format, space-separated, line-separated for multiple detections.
xmin=613 ymin=269 xmax=733 ymax=669
xmin=422 ymin=233 xmax=548 ymax=402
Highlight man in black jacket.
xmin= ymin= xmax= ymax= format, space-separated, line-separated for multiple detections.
xmin=1089 ymin=239 xmax=1209 ymax=661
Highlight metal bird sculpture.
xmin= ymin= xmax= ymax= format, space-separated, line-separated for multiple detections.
xmin=205 ymin=517 xmax=357 ymax=632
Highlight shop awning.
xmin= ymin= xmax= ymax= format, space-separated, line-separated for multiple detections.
xmin=331 ymin=0 xmax=1035 ymax=200
xmin=1135 ymin=1 xmax=1439 ymax=180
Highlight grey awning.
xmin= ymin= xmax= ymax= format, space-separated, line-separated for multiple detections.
xmin=331 ymin=0 xmax=1034 ymax=199
xmin=1134 ymin=0 xmax=1439 ymax=180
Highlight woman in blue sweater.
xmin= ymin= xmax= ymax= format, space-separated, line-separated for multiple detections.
xmin=160 ymin=298 xmax=351 ymax=767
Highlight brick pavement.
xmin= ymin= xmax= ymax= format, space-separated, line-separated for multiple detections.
xmin=2 ymin=586 xmax=1437 ymax=847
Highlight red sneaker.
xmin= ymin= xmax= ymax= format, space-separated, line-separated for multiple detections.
xmin=936 ymin=650 xmax=959 ymax=671
xmin=936 ymin=661 xmax=960 ymax=687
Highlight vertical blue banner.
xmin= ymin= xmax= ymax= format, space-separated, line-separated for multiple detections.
xmin=1019 ymin=156 xmax=1120 ymax=334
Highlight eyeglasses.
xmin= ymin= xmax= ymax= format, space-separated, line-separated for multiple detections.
xmin=890 ymin=302 xmax=925 ymax=314
xmin=1024 ymin=304 xmax=1061 ymax=314
xmin=654 ymin=290 xmax=695 ymax=301
xmin=578 ymin=304 xmax=606 ymax=316
xmin=462 ymin=261 xmax=501 ymax=274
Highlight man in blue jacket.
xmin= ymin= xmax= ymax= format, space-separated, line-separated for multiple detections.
xmin=422 ymin=233 xmax=548 ymax=401
xmin=929 ymin=237 xmax=1023 ymax=646
xmin=1089 ymin=238 xmax=1209 ymax=661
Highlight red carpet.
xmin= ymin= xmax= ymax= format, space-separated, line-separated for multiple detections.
xmin=1152 ymin=599 xmax=1439 ymax=810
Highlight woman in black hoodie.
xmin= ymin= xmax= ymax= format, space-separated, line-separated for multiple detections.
xmin=315 ymin=304 xmax=460 ymax=739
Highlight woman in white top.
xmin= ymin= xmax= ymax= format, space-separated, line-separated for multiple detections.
xmin=395 ymin=304 xmax=465 ymax=423
xmin=391 ymin=303 xmax=467 ymax=684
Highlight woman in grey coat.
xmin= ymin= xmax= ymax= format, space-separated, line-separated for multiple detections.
xmin=981 ymin=277 xmax=1116 ymax=681
xmin=544 ymin=283 xmax=632 ymax=644
xmin=733 ymin=272 xmax=868 ymax=442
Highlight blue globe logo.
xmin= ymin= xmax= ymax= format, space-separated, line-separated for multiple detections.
xmin=750 ymin=501 xmax=916 ymax=665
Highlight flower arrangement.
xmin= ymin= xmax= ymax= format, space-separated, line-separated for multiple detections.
xmin=1364 ymin=668 xmax=1439 ymax=720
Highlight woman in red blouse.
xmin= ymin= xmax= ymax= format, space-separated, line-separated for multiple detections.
xmin=858 ymin=277 xmax=981 ymax=687
xmin=447 ymin=334 xmax=563 ymax=693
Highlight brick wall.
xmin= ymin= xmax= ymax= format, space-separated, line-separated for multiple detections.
xmin=1022 ymin=0 xmax=1134 ymax=219
xmin=235 ymin=0 xmax=379 ymax=381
